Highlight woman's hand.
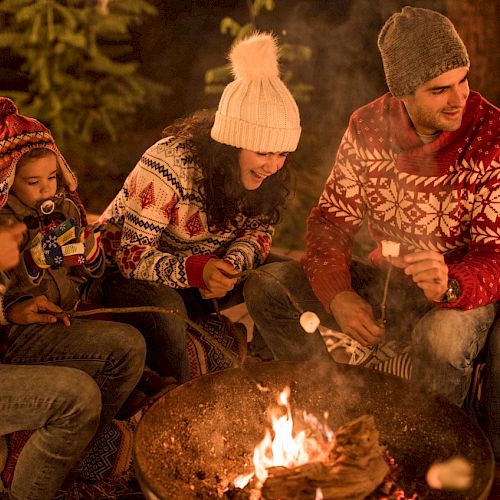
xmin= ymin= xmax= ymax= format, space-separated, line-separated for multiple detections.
xmin=6 ymin=295 xmax=70 ymax=327
xmin=201 ymin=259 xmax=238 ymax=298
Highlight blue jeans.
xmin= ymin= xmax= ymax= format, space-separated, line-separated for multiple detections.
xmin=482 ymin=314 xmax=500 ymax=462
xmin=0 ymin=365 xmax=100 ymax=500
xmin=2 ymin=319 xmax=146 ymax=499
xmin=99 ymin=254 xmax=293 ymax=382
xmin=244 ymin=260 xmax=496 ymax=406
xmin=101 ymin=273 xmax=190 ymax=382
xmin=100 ymin=270 xmax=260 ymax=383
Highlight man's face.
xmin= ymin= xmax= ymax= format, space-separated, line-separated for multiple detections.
xmin=400 ymin=67 xmax=470 ymax=135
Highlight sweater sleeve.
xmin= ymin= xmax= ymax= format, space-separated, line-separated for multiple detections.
xmin=224 ymin=217 xmax=274 ymax=273
xmin=303 ymin=126 xmax=366 ymax=312
xmin=111 ymin=163 xmax=191 ymax=287
xmin=441 ymin=168 xmax=500 ymax=310
xmin=104 ymin=143 xmax=218 ymax=289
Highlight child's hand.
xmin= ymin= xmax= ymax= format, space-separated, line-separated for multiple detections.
xmin=25 ymin=219 xmax=86 ymax=274
xmin=6 ymin=295 xmax=70 ymax=326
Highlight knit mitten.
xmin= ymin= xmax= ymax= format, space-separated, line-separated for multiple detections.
xmin=24 ymin=219 xmax=85 ymax=278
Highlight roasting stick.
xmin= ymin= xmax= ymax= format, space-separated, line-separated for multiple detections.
xmin=57 ymin=306 xmax=241 ymax=368
xmin=379 ymin=240 xmax=400 ymax=327
xmin=56 ymin=304 xmax=272 ymax=392
xmin=359 ymin=241 xmax=400 ymax=367
xmin=379 ymin=261 xmax=393 ymax=327
xmin=55 ymin=268 xmax=312 ymax=393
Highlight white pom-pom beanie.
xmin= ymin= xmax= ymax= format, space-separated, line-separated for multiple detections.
xmin=211 ymin=32 xmax=301 ymax=153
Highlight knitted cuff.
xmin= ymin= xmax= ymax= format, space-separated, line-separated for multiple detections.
xmin=84 ymin=232 xmax=102 ymax=265
xmin=186 ymin=254 xmax=218 ymax=289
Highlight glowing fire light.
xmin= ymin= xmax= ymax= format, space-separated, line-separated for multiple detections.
xmin=233 ymin=386 xmax=334 ymax=493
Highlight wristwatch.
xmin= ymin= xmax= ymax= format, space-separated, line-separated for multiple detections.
xmin=441 ymin=278 xmax=460 ymax=303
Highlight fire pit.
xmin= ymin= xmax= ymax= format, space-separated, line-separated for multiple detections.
xmin=133 ymin=360 xmax=494 ymax=499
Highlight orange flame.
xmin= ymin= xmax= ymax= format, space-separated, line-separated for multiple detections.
xmin=233 ymin=386 xmax=334 ymax=493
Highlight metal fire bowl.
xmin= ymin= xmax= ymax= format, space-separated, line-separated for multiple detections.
xmin=133 ymin=360 xmax=494 ymax=500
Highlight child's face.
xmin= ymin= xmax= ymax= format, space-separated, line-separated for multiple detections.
xmin=12 ymin=154 xmax=58 ymax=208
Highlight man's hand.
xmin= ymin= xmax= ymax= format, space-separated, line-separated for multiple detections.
xmin=393 ymin=250 xmax=448 ymax=302
xmin=330 ymin=291 xmax=384 ymax=346
xmin=201 ymin=259 xmax=238 ymax=298
xmin=6 ymin=295 xmax=70 ymax=327
xmin=0 ymin=222 xmax=26 ymax=271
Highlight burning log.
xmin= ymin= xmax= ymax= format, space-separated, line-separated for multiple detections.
xmin=261 ymin=415 xmax=389 ymax=500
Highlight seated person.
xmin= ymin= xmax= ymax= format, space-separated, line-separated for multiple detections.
xmin=0 ymin=97 xmax=146 ymax=499
xmin=244 ymin=7 xmax=499 ymax=416
xmin=98 ymin=32 xmax=301 ymax=382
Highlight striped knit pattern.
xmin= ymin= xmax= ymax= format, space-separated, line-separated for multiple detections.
xmin=99 ymin=137 xmax=274 ymax=288
xmin=304 ymin=91 xmax=500 ymax=311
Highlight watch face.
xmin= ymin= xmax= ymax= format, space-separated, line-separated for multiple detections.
xmin=447 ymin=279 xmax=460 ymax=302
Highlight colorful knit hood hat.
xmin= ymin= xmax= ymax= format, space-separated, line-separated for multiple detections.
xmin=211 ymin=32 xmax=301 ymax=153
xmin=0 ymin=97 xmax=77 ymax=207
xmin=377 ymin=6 xmax=469 ymax=98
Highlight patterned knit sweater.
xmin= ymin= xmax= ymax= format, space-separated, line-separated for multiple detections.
xmin=303 ymin=91 xmax=500 ymax=311
xmin=99 ymin=137 xmax=274 ymax=288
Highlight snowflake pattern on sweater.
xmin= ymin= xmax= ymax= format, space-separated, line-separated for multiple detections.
xmin=99 ymin=137 xmax=274 ymax=288
xmin=304 ymin=91 xmax=500 ymax=311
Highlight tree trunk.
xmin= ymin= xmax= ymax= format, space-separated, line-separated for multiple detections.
xmin=445 ymin=0 xmax=500 ymax=103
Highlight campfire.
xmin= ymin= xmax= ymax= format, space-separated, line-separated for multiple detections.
xmin=133 ymin=360 xmax=494 ymax=500
xmin=230 ymin=386 xmax=390 ymax=499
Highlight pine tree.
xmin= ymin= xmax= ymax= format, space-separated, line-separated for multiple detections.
xmin=0 ymin=0 xmax=168 ymax=146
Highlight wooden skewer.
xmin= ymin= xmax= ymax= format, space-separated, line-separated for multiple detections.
xmin=379 ymin=261 xmax=393 ymax=326
xmin=59 ymin=305 xmax=241 ymax=367
xmin=59 ymin=304 xmax=271 ymax=393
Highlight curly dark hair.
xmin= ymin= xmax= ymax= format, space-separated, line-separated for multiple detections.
xmin=161 ymin=109 xmax=292 ymax=231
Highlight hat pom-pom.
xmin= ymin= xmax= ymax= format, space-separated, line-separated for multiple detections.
xmin=0 ymin=98 xmax=17 ymax=118
xmin=229 ymin=32 xmax=280 ymax=81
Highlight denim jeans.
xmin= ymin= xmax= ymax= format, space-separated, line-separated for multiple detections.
xmin=0 ymin=365 xmax=101 ymax=500
xmin=482 ymin=315 xmax=500 ymax=462
xmin=244 ymin=260 xmax=496 ymax=406
xmin=100 ymin=256 xmax=292 ymax=383
xmin=2 ymin=319 xmax=146 ymax=499
xmin=100 ymin=272 xmax=191 ymax=383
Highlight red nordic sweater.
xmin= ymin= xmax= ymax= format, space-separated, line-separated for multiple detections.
xmin=303 ymin=91 xmax=500 ymax=311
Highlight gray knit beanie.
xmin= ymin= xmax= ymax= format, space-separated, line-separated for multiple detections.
xmin=377 ymin=6 xmax=470 ymax=97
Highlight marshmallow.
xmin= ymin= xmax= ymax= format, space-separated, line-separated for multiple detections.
xmin=381 ymin=240 xmax=401 ymax=258
xmin=299 ymin=311 xmax=320 ymax=333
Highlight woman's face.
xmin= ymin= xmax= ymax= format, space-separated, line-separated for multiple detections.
xmin=238 ymin=149 xmax=289 ymax=190
xmin=12 ymin=153 xmax=58 ymax=208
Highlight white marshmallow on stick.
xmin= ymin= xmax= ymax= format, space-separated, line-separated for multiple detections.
xmin=381 ymin=240 xmax=401 ymax=258
xmin=299 ymin=311 xmax=320 ymax=333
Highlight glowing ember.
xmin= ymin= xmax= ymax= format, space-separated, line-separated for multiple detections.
xmin=233 ymin=386 xmax=334 ymax=491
